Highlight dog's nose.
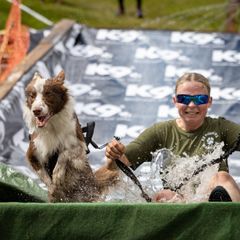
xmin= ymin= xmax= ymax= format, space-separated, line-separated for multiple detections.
xmin=33 ymin=108 xmax=42 ymax=116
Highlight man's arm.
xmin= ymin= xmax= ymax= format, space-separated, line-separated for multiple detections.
xmin=105 ymin=138 xmax=131 ymax=169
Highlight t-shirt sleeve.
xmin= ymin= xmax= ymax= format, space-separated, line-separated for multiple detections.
xmin=125 ymin=123 xmax=162 ymax=169
xmin=220 ymin=117 xmax=240 ymax=151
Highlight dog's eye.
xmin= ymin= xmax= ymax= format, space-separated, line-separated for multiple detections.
xmin=44 ymin=91 xmax=51 ymax=96
xmin=27 ymin=92 xmax=36 ymax=99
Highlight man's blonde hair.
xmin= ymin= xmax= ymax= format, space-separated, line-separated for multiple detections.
xmin=175 ymin=73 xmax=211 ymax=95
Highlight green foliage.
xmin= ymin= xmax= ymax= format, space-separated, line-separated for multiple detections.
xmin=0 ymin=0 xmax=236 ymax=32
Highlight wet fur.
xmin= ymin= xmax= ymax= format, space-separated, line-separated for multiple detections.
xmin=23 ymin=70 xmax=118 ymax=202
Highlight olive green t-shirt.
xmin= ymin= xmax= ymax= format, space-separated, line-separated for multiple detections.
xmin=125 ymin=117 xmax=240 ymax=171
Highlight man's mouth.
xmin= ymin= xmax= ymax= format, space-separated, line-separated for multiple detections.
xmin=185 ymin=110 xmax=199 ymax=114
xmin=36 ymin=114 xmax=52 ymax=128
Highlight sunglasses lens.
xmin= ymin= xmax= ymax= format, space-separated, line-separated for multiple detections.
xmin=195 ymin=95 xmax=209 ymax=105
xmin=176 ymin=95 xmax=191 ymax=105
xmin=176 ymin=95 xmax=209 ymax=105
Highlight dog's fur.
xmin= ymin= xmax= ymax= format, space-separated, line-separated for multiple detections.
xmin=23 ymin=70 xmax=118 ymax=202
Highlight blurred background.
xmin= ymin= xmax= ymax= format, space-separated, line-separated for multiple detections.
xmin=0 ymin=0 xmax=239 ymax=32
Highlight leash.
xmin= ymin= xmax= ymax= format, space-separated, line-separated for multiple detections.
xmin=169 ymin=133 xmax=240 ymax=191
xmin=113 ymin=136 xmax=152 ymax=202
xmin=82 ymin=122 xmax=152 ymax=202
xmin=115 ymin=158 xmax=152 ymax=202
xmin=82 ymin=121 xmax=111 ymax=153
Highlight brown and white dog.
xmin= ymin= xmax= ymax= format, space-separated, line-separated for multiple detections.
xmin=23 ymin=70 xmax=118 ymax=202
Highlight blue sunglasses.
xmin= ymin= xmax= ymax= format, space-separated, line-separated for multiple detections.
xmin=176 ymin=94 xmax=209 ymax=105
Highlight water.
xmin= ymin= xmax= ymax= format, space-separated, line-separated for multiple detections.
xmin=103 ymin=142 xmax=224 ymax=203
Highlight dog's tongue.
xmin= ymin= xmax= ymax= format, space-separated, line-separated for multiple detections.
xmin=36 ymin=116 xmax=48 ymax=128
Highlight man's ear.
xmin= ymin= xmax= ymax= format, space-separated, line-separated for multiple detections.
xmin=208 ymin=96 xmax=213 ymax=107
xmin=172 ymin=95 xmax=177 ymax=105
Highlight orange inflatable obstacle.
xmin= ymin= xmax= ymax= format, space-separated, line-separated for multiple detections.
xmin=0 ymin=0 xmax=29 ymax=82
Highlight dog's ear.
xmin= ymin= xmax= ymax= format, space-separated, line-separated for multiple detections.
xmin=25 ymin=71 xmax=42 ymax=90
xmin=33 ymin=72 xmax=42 ymax=80
xmin=55 ymin=70 xmax=65 ymax=84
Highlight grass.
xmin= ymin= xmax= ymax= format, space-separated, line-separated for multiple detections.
xmin=0 ymin=0 xmax=239 ymax=33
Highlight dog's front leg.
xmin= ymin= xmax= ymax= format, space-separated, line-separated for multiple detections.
xmin=48 ymin=150 xmax=69 ymax=202
xmin=36 ymin=168 xmax=52 ymax=188
xmin=26 ymin=139 xmax=52 ymax=188
xmin=50 ymin=147 xmax=100 ymax=202
xmin=51 ymin=150 xmax=68 ymax=187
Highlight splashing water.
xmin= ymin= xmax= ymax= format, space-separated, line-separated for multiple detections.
xmin=103 ymin=142 xmax=225 ymax=203
xmin=157 ymin=142 xmax=224 ymax=202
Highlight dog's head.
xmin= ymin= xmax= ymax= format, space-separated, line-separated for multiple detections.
xmin=24 ymin=70 xmax=69 ymax=129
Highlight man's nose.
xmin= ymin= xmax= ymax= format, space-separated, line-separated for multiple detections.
xmin=188 ymin=101 xmax=196 ymax=106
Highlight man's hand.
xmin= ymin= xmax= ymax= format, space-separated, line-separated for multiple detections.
xmin=105 ymin=138 xmax=125 ymax=160
xmin=105 ymin=139 xmax=130 ymax=169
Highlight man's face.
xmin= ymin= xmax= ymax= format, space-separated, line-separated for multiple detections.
xmin=173 ymin=81 xmax=212 ymax=130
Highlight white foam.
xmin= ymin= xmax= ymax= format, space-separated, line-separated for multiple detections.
xmin=104 ymin=142 xmax=225 ymax=203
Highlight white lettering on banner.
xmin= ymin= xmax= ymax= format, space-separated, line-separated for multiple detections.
xmin=75 ymin=102 xmax=129 ymax=118
xmin=114 ymin=124 xmax=145 ymax=138
xmin=69 ymin=45 xmax=112 ymax=59
xmin=157 ymin=105 xmax=178 ymax=118
xmin=171 ymin=32 xmax=225 ymax=45
xmin=126 ymin=84 xmax=240 ymax=100
xmin=211 ymin=87 xmax=236 ymax=100
xmin=164 ymin=65 xmax=223 ymax=83
xmin=64 ymin=24 xmax=82 ymax=49
xmin=96 ymin=29 xmax=145 ymax=43
xmin=126 ymin=84 xmax=173 ymax=98
xmin=68 ymin=83 xmax=102 ymax=97
xmin=85 ymin=63 xmax=141 ymax=79
xmin=212 ymin=50 xmax=240 ymax=64
xmin=232 ymin=89 xmax=240 ymax=98
xmin=135 ymin=47 xmax=189 ymax=62
xmin=68 ymin=84 xmax=92 ymax=96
